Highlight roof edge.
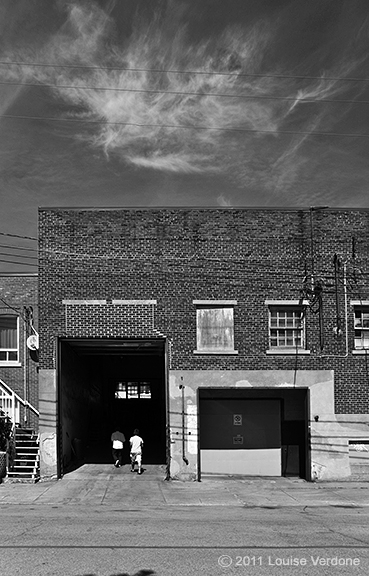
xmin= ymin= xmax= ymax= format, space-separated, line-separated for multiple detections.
xmin=38 ymin=206 xmax=369 ymax=212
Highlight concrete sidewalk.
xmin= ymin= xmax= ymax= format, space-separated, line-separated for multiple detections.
xmin=1 ymin=464 xmax=369 ymax=508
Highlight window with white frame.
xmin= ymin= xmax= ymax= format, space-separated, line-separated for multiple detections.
xmin=267 ymin=305 xmax=305 ymax=350
xmin=0 ymin=315 xmax=19 ymax=363
xmin=353 ymin=306 xmax=369 ymax=350
xmin=194 ymin=301 xmax=237 ymax=353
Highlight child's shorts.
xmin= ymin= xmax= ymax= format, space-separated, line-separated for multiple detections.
xmin=130 ymin=452 xmax=142 ymax=465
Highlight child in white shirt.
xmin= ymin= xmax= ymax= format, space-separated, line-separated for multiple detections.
xmin=130 ymin=429 xmax=144 ymax=474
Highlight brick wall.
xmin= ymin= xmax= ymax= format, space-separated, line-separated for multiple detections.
xmin=0 ymin=274 xmax=39 ymax=430
xmin=38 ymin=208 xmax=369 ymax=414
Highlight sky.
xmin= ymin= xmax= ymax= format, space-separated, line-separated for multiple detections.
xmin=0 ymin=0 xmax=369 ymax=272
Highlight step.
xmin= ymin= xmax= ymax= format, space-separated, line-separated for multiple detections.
xmin=16 ymin=453 xmax=39 ymax=458
xmin=8 ymin=466 xmax=37 ymax=476
xmin=7 ymin=471 xmax=38 ymax=477
xmin=16 ymin=453 xmax=39 ymax=459
xmin=16 ymin=439 xmax=38 ymax=444
xmin=8 ymin=464 xmax=37 ymax=470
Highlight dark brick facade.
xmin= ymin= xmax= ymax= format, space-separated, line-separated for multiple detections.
xmin=39 ymin=208 xmax=369 ymax=414
xmin=0 ymin=274 xmax=39 ymax=430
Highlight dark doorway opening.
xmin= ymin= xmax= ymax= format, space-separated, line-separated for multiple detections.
xmin=58 ymin=338 xmax=167 ymax=476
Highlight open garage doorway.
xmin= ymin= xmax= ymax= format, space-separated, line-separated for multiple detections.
xmin=57 ymin=338 xmax=167 ymax=476
xmin=199 ymin=387 xmax=310 ymax=480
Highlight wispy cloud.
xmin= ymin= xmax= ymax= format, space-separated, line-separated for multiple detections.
xmin=1 ymin=0 xmax=368 ymax=191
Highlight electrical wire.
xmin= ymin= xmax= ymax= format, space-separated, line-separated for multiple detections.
xmin=1 ymin=114 xmax=369 ymax=137
xmin=1 ymin=60 xmax=368 ymax=83
xmin=0 ymin=258 xmax=37 ymax=266
xmin=0 ymin=296 xmax=23 ymax=315
xmin=0 ymin=232 xmax=37 ymax=241
xmin=1 ymin=80 xmax=368 ymax=105
xmin=0 ymin=251 xmax=38 ymax=260
xmin=0 ymin=243 xmax=38 ymax=252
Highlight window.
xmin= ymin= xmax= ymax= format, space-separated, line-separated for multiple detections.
xmin=115 ymin=382 xmax=151 ymax=400
xmin=0 ymin=315 xmax=19 ymax=363
xmin=353 ymin=306 xmax=369 ymax=350
xmin=193 ymin=300 xmax=237 ymax=354
xmin=265 ymin=301 xmax=308 ymax=354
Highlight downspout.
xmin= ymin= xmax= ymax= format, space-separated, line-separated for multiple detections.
xmin=309 ymin=207 xmax=315 ymax=291
xmin=165 ymin=339 xmax=171 ymax=480
xmin=23 ymin=313 xmax=28 ymax=426
xmin=179 ymin=380 xmax=189 ymax=466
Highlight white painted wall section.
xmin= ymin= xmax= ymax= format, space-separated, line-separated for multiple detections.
xmin=201 ymin=449 xmax=281 ymax=476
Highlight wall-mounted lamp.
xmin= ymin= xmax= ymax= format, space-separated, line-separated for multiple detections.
xmin=314 ymin=415 xmax=319 ymax=422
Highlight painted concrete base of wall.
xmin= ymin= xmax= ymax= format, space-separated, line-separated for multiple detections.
xmin=39 ymin=432 xmax=58 ymax=479
xmin=39 ymin=370 xmax=58 ymax=479
xmin=169 ymin=370 xmax=369 ymax=481
xmin=201 ymin=449 xmax=281 ymax=476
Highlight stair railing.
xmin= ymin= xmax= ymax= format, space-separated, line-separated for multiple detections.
xmin=0 ymin=378 xmax=39 ymax=422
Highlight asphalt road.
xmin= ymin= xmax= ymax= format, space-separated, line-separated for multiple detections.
xmin=0 ymin=504 xmax=368 ymax=576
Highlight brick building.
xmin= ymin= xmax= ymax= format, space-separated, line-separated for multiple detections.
xmin=0 ymin=274 xmax=39 ymax=432
xmin=38 ymin=207 xmax=369 ymax=481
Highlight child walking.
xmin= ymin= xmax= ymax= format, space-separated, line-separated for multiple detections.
xmin=111 ymin=428 xmax=125 ymax=468
xmin=130 ymin=429 xmax=144 ymax=474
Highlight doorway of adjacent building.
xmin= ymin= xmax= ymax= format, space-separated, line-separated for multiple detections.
xmin=58 ymin=338 xmax=167 ymax=477
xmin=199 ymin=387 xmax=309 ymax=480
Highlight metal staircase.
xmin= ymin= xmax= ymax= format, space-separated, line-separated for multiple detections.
xmin=6 ymin=427 xmax=40 ymax=483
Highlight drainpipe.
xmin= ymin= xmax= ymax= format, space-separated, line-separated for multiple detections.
xmin=179 ymin=380 xmax=189 ymax=466
xmin=23 ymin=312 xmax=28 ymax=426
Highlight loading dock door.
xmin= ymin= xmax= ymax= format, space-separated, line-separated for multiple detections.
xmin=200 ymin=398 xmax=281 ymax=476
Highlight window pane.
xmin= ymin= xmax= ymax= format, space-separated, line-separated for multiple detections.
xmin=0 ymin=316 xmax=17 ymax=349
xmin=115 ymin=382 xmax=126 ymax=399
xmin=8 ymin=351 xmax=18 ymax=361
xmin=268 ymin=307 xmax=304 ymax=349
xmin=363 ymin=333 xmax=369 ymax=346
xmin=140 ymin=384 xmax=151 ymax=399
xmin=197 ymin=307 xmax=234 ymax=350
xmin=354 ymin=312 xmax=362 ymax=327
xmin=127 ymin=383 xmax=139 ymax=399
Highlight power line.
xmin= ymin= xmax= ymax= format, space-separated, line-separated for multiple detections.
xmin=0 ymin=273 xmax=37 ymax=276
xmin=0 ymin=251 xmax=38 ymax=260
xmin=2 ymin=114 xmax=369 ymax=138
xmin=0 ymin=258 xmax=37 ymax=266
xmin=0 ymin=243 xmax=38 ymax=252
xmin=0 ymin=232 xmax=37 ymax=241
xmin=0 ymin=80 xmax=368 ymax=105
xmin=0 ymin=296 xmax=22 ymax=314
xmin=1 ymin=60 xmax=368 ymax=83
